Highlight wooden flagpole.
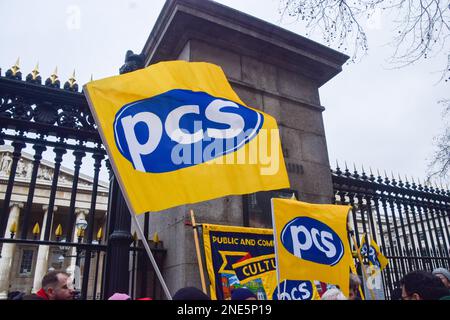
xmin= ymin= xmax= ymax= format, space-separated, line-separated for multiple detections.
xmin=190 ymin=210 xmax=207 ymax=295
xmin=130 ymin=213 xmax=172 ymax=300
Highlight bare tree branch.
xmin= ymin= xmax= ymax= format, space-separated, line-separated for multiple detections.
xmin=280 ymin=0 xmax=450 ymax=181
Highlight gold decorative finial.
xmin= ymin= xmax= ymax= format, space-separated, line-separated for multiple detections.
xmin=96 ymin=227 xmax=103 ymax=241
xmin=55 ymin=224 xmax=63 ymax=237
xmin=50 ymin=66 xmax=58 ymax=84
xmin=67 ymin=69 xmax=77 ymax=88
xmin=31 ymin=62 xmax=40 ymax=80
xmin=11 ymin=57 xmax=20 ymax=76
xmin=32 ymin=223 xmax=40 ymax=235
xmin=10 ymin=221 xmax=17 ymax=234
xmin=152 ymin=232 xmax=159 ymax=243
xmin=77 ymin=227 xmax=84 ymax=238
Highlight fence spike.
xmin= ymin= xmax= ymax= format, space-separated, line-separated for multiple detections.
xmin=64 ymin=69 xmax=78 ymax=91
xmin=9 ymin=221 xmax=17 ymax=234
xmin=96 ymin=227 xmax=103 ymax=241
xmin=50 ymin=67 xmax=58 ymax=82
xmin=32 ymin=223 xmax=40 ymax=236
xmin=335 ymin=160 xmax=342 ymax=175
xmin=55 ymin=224 xmax=63 ymax=237
xmin=12 ymin=57 xmax=20 ymax=75
xmin=6 ymin=57 xmax=22 ymax=79
xmin=31 ymin=62 xmax=39 ymax=79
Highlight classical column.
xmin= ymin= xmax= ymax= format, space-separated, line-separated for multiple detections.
xmin=31 ymin=205 xmax=57 ymax=293
xmin=66 ymin=208 xmax=88 ymax=291
xmin=0 ymin=202 xmax=23 ymax=299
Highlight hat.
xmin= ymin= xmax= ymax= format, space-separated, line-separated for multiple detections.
xmin=172 ymin=287 xmax=210 ymax=300
xmin=108 ymin=293 xmax=131 ymax=300
xmin=231 ymin=288 xmax=257 ymax=300
xmin=432 ymin=268 xmax=450 ymax=281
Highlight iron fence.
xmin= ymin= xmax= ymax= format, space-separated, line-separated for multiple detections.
xmin=332 ymin=164 xmax=450 ymax=299
xmin=0 ymin=62 xmax=165 ymax=300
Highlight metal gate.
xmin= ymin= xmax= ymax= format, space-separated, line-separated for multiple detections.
xmin=0 ymin=60 xmax=165 ymax=300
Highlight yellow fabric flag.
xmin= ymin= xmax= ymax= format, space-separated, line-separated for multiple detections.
xmin=359 ymin=235 xmax=389 ymax=271
xmin=84 ymin=61 xmax=289 ymax=214
xmin=271 ymin=198 xmax=352 ymax=297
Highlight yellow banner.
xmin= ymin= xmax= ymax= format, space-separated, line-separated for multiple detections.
xmin=202 ymin=223 xmax=276 ymax=300
xmin=84 ymin=61 xmax=289 ymax=214
xmin=202 ymin=223 xmax=319 ymax=300
xmin=271 ymin=198 xmax=352 ymax=297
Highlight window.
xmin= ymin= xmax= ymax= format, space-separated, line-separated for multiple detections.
xmin=19 ymin=249 xmax=34 ymax=276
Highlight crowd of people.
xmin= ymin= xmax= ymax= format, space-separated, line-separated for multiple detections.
xmin=6 ymin=267 xmax=450 ymax=300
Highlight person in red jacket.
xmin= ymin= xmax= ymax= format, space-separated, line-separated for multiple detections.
xmin=23 ymin=270 xmax=74 ymax=300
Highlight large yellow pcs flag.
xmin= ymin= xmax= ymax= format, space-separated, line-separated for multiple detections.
xmin=271 ymin=199 xmax=352 ymax=297
xmin=84 ymin=61 xmax=289 ymax=214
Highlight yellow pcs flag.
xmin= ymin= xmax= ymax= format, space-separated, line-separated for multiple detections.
xmin=84 ymin=61 xmax=289 ymax=214
xmin=271 ymin=199 xmax=352 ymax=297
xmin=359 ymin=235 xmax=389 ymax=271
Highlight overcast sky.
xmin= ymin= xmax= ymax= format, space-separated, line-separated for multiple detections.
xmin=0 ymin=0 xmax=448 ymax=185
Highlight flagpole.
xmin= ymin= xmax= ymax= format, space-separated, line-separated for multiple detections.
xmin=131 ymin=213 xmax=172 ymax=300
xmin=270 ymin=198 xmax=282 ymax=300
xmin=190 ymin=210 xmax=208 ymax=295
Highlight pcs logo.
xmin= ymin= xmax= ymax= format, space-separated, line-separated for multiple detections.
xmin=113 ymin=89 xmax=263 ymax=173
xmin=272 ymin=280 xmax=313 ymax=300
xmin=281 ymin=217 xmax=344 ymax=266
xmin=360 ymin=243 xmax=380 ymax=268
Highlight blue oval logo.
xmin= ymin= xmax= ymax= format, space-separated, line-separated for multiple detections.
xmin=360 ymin=243 xmax=380 ymax=268
xmin=272 ymin=280 xmax=314 ymax=300
xmin=280 ymin=217 xmax=344 ymax=266
xmin=113 ymin=89 xmax=263 ymax=173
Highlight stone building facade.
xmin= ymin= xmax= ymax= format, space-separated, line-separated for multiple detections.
xmin=0 ymin=146 xmax=108 ymax=299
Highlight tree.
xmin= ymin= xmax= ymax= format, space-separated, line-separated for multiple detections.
xmin=428 ymin=99 xmax=450 ymax=183
xmin=279 ymin=0 xmax=450 ymax=181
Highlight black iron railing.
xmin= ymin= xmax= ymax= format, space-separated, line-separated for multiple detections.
xmin=0 ymin=63 xmax=165 ymax=300
xmin=332 ymin=164 xmax=450 ymax=299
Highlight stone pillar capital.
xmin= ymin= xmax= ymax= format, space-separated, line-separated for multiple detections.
xmin=10 ymin=201 xmax=24 ymax=209
xmin=75 ymin=208 xmax=89 ymax=217
xmin=42 ymin=205 xmax=58 ymax=212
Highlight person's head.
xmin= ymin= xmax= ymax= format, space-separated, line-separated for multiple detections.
xmin=172 ymin=287 xmax=210 ymax=300
xmin=321 ymin=288 xmax=347 ymax=300
xmin=400 ymin=270 xmax=449 ymax=300
xmin=432 ymin=268 xmax=450 ymax=289
xmin=231 ymin=288 xmax=257 ymax=300
xmin=41 ymin=270 xmax=74 ymax=300
xmin=349 ymin=273 xmax=361 ymax=300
